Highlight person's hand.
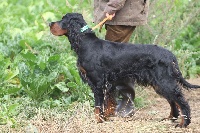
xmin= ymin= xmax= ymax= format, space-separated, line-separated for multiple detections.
xmin=106 ymin=13 xmax=115 ymax=20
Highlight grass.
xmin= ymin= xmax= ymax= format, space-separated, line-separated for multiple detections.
xmin=0 ymin=87 xmax=150 ymax=132
xmin=1 ymin=85 xmax=200 ymax=132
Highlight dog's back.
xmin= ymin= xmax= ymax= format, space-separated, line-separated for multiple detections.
xmin=97 ymin=40 xmax=200 ymax=89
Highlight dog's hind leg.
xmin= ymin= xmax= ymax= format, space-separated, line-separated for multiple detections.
xmin=154 ymin=81 xmax=190 ymax=127
xmin=172 ymin=86 xmax=191 ymax=128
xmin=161 ymin=100 xmax=179 ymax=122
xmin=168 ymin=101 xmax=180 ymax=121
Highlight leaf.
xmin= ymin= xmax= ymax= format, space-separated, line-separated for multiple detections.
xmin=67 ymin=82 xmax=78 ymax=89
xmin=24 ymin=89 xmax=34 ymax=99
xmin=0 ymin=118 xmax=7 ymax=125
xmin=4 ymin=68 xmax=19 ymax=83
xmin=36 ymin=31 xmax=45 ymax=40
xmin=48 ymin=72 xmax=58 ymax=82
xmin=69 ymin=67 xmax=81 ymax=84
xmin=8 ymin=104 xmax=19 ymax=116
xmin=0 ymin=58 xmax=10 ymax=70
xmin=19 ymin=40 xmax=27 ymax=49
xmin=55 ymin=82 xmax=69 ymax=92
xmin=18 ymin=62 xmax=31 ymax=79
xmin=37 ymin=83 xmax=49 ymax=96
xmin=7 ymin=88 xmax=21 ymax=94
xmin=62 ymin=66 xmax=73 ymax=81
xmin=21 ymin=52 xmax=37 ymax=63
xmin=38 ymin=62 xmax=46 ymax=70
xmin=48 ymin=55 xmax=60 ymax=62
xmin=62 ymin=96 xmax=72 ymax=105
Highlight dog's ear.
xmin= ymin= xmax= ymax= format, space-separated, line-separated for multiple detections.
xmin=74 ymin=13 xmax=84 ymax=20
xmin=63 ymin=13 xmax=87 ymax=27
xmin=63 ymin=13 xmax=83 ymax=21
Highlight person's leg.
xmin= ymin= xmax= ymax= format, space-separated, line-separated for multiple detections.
xmin=105 ymin=25 xmax=136 ymax=43
xmin=115 ymin=79 xmax=135 ymax=117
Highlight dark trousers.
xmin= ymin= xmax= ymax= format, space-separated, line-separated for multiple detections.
xmin=105 ymin=24 xmax=136 ymax=43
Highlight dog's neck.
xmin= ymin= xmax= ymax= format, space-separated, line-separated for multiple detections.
xmin=80 ymin=25 xmax=90 ymax=33
xmin=66 ymin=24 xmax=97 ymax=53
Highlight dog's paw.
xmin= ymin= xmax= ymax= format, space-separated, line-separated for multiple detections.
xmin=95 ymin=107 xmax=105 ymax=123
xmin=160 ymin=117 xmax=178 ymax=122
xmin=175 ymin=123 xmax=187 ymax=128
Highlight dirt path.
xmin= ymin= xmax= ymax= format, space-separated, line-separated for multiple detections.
xmin=66 ymin=78 xmax=200 ymax=133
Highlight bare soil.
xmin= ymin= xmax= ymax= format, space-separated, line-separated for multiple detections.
xmin=1 ymin=78 xmax=200 ymax=133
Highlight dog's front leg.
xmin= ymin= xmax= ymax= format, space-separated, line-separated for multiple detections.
xmin=94 ymin=90 xmax=104 ymax=123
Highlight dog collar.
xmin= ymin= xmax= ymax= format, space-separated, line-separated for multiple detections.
xmin=80 ymin=25 xmax=90 ymax=32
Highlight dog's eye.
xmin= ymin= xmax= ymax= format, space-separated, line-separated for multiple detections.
xmin=61 ymin=22 xmax=67 ymax=28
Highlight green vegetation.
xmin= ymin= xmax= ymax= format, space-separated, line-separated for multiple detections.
xmin=0 ymin=0 xmax=199 ymax=131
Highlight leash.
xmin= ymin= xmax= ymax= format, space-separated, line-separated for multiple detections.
xmin=81 ymin=15 xmax=113 ymax=33
xmin=92 ymin=15 xmax=113 ymax=31
xmin=81 ymin=15 xmax=113 ymax=32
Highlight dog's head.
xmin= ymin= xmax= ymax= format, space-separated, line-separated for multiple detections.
xmin=49 ymin=13 xmax=87 ymax=36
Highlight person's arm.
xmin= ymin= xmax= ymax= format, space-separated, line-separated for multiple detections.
xmin=104 ymin=0 xmax=127 ymax=15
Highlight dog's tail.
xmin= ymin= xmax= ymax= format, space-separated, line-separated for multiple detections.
xmin=179 ymin=77 xmax=200 ymax=89
xmin=172 ymin=59 xmax=200 ymax=89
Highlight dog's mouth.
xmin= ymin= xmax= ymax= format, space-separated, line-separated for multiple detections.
xmin=49 ymin=22 xmax=67 ymax=36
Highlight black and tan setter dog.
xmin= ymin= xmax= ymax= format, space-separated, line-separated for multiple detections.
xmin=49 ymin=13 xmax=200 ymax=128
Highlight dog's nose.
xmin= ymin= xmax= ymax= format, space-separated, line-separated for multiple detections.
xmin=49 ymin=22 xmax=54 ymax=27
